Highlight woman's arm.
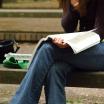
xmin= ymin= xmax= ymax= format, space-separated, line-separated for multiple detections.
xmin=58 ymin=0 xmax=80 ymax=15
xmin=52 ymin=0 xmax=80 ymax=48
xmin=95 ymin=0 xmax=104 ymax=39
xmin=52 ymin=0 xmax=78 ymax=48
xmin=61 ymin=0 xmax=80 ymax=32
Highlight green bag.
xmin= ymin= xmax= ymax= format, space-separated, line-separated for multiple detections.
xmin=3 ymin=57 xmax=29 ymax=69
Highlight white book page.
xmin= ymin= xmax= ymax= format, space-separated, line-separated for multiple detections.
xmin=48 ymin=30 xmax=100 ymax=54
xmin=66 ymin=33 xmax=100 ymax=53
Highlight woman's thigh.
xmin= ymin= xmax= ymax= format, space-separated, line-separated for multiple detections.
xmin=38 ymin=42 xmax=104 ymax=71
xmin=63 ymin=42 xmax=104 ymax=71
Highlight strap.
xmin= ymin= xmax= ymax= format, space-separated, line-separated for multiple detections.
xmin=13 ymin=40 xmax=20 ymax=53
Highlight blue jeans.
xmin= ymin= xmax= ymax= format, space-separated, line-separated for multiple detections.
xmin=10 ymin=42 xmax=104 ymax=104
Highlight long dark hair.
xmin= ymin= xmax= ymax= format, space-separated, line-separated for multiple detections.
xmin=57 ymin=0 xmax=66 ymax=8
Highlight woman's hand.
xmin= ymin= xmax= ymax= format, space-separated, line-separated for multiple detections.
xmin=52 ymin=37 xmax=69 ymax=48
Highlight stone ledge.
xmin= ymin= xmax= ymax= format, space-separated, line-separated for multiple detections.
xmin=0 ymin=31 xmax=63 ymax=42
xmin=0 ymin=68 xmax=104 ymax=88
xmin=0 ymin=68 xmax=27 ymax=84
xmin=0 ymin=9 xmax=62 ymax=18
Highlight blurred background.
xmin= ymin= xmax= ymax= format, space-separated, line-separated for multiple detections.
xmin=0 ymin=0 xmax=59 ymax=9
xmin=0 ymin=0 xmax=63 ymax=42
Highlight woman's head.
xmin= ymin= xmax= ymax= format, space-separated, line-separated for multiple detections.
xmin=58 ymin=0 xmax=89 ymax=16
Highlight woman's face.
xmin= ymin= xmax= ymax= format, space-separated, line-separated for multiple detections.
xmin=70 ymin=0 xmax=88 ymax=16
xmin=70 ymin=0 xmax=79 ymax=7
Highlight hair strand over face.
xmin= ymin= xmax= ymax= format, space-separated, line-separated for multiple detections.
xmin=57 ymin=0 xmax=66 ymax=8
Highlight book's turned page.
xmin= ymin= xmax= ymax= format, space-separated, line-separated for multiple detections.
xmin=48 ymin=30 xmax=100 ymax=54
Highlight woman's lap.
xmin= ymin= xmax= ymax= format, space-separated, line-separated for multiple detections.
xmin=45 ymin=42 xmax=104 ymax=71
xmin=68 ymin=42 xmax=104 ymax=71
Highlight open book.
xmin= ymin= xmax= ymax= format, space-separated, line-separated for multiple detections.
xmin=48 ymin=30 xmax=100 ymax=54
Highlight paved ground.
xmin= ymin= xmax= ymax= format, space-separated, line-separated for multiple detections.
xmin=0 ymin=84 xmax=104 ymax=104
xmin=0 ymin=43 xmax=104 ymax=104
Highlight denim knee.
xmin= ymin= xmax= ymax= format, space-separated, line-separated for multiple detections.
xmin=51 ymin=62 xmax=70 ymax=74
xmin=39 ymin=42 xmax=55 ymax=53
xmin=41 ymin=42 xmax=53 ymax=50
xmin=47 ymin=62 xmax=71 ymax=83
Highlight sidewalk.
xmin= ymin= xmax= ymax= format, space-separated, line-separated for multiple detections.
xmin=0 ymin=84 xmax=104 ymax=104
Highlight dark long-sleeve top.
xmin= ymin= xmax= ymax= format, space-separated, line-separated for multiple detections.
xmin=61 ymin=0 xmax=104 ymax=39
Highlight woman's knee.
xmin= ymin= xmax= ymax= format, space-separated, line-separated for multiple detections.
xmin=50 ymin=62 xmax=71 ymax=74
xmin=40 ymin=42 xmax=55 ymax=52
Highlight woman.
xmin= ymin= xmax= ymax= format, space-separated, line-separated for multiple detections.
xmin=10 ymin=0 xmax=104 ymax=104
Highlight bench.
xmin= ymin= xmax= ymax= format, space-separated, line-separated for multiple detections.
xmin=0 ymin=68 xmax=104 ymax=88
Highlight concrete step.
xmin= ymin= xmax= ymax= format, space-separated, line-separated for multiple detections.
xmin=1 ymin=67 xmax=104 ymax=88
xmin=0 ymin=9 xmax=62 ymax=18
xmin=0 ymin=31 xmax=62 ymax=42
xmin=0 ymin=17 xmax=64 ymax=41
